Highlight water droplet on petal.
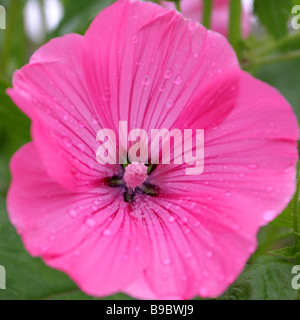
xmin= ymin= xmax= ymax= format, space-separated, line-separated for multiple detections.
xmin=92 ymin=116 xmax=98 ymax=125
xmin=185 ymin=252 xmax=192 ymax=259
xmin=62 ymin=137 xmax=72 ymax=148
xmin=131 ymin=34 xmax=139 ymax=44
xmin=166 ymin=100 xmax=174 ymax=108
xmin=103 ymin=229 xmax=112 ymax=237
xmin=164 ymin=69 xmax=173 ymax=79
xmin=49 ymin=235 xmax=56 ymax=242
xmin=199 ymin=287 xmax=208 ymax=296
xmin=248 ymin=164 xmax=258 ymax=170
xmin=77 ymin=143 xmax=85 ymax=152
xmin=194 ymin=221 xmax=200 ymax=227
xmin=174 ymin=75 xmax=182 ymax=85
xmin=78 ymin=121 xmax=85 ymax=128
xmin=68 ymin=209 xmax=78 ymax=219
xmin=263 ymin=210 xmax=276 ymax=222
xmin=162 ymin=258 xmax=172 ymax=266
xmin=142 ymin=74 xmax=151 ymax=86
xmin=158 ymin=84 xmax=165 ymax=92
xmin=206 ymin=251 xmax=213 ymax=259
xmin=168 ymin=216 xmax=175 ymax=223
xmin=85 ymin=218 xmax=96 ymax=228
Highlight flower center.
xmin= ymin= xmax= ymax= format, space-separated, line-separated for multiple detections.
xmin=123 ymin=162 xmax=148 ymax=190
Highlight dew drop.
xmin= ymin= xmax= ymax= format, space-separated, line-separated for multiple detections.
xmin=174 ymin=75 xmax=183 ymax=85
xmin=166 ymin=99 xmax=174 ymax=108
xmin=142 ymin=74 xmax=151 ymax=86
xmin=263 ymin=210 xmax=276 ymax=222
xmin=68 ymin=209 xmax=78 ymax=219
xmin=103 ymin=229 xmax=112 ymax=237
xmin=158 ymin=84 xmax=166 ymax=92
xmin=77 ymin=143 xmax=85 ymax=152
xmin=49 ymin=235 xmax=56 ymax=242
xmin=85 ymin=218 xmax=96 ymax=228
xmin=185 ymin=252 xmax=192 ymax=259
xmin=168 ymin=216 xmax=175 ymax=223
xmin=92 ymin=116 xmax=98 ymax=125
xmin=78 ymin=121 xmax=85 ymax=128
xmin=233 ymin=224 xmax=240 ymax=231
xmin=164 ymin=69 xmax=173 ymax=79
xmin=248 ymin=164 xmax=258 ymax=170
xmin=62 ymin=137 xmax=72 ymax=148
xmin=206 ymin=251 xmax=213 ymax=259
xmin=194 ymin=221 xmax=200 ymax=227
xmin=162 ymin=258 xmax=172 ymax=266
xmin=131 ymin=34 xmax=139 ymax=44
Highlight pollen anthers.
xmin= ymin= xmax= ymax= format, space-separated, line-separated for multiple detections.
xmin=123 ymin=162 xmax=148 ymax=190
xmin=106 ymin=161 xmax=159 ymax=204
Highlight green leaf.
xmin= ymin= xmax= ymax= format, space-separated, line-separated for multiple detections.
xmin=224 ymin=256 xmax=299 ymax=300
xmin=271 ymin=204 xmax=294 ymax=228
xmin=50 ymin=0 xmax=115 ymax=37
xmin=254 ymin=0 xmax=293 ymax=39
xmin=0 ymin=80 xmax=30 ymax=195
xmin=269 ymin=246 xmax=297 ymax=259
xmin=0 ymin=79 xmax=30 ymax=143
xmin=256 ymin=58 xmax=300 ymax=124
xmin=0 ymin=197 xmax=133 ymax=300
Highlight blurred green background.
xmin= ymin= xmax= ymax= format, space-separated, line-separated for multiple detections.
xmin=0 ymin=0 xmax=300 ymax=300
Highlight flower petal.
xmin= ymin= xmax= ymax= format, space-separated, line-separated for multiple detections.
xmin=83 ymin=0 xmax=239 ymax=133
xmin=162 ymin=0 xmax=251 ymax=37
xmin=7 ymin=34 xmax=120 ymax=192
xmin=7 ymin=142 xmax=149 ymax=296
xmin=151 ymin=71 xmax=299 ymax=225
xmin=125 ymin=192 xmax=259 ymax=299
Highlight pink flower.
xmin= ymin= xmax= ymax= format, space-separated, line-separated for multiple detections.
xmin=162 ymin=0 xmax=251 ymax=37
xmin=7 ymin=0 xmax=298 ymax=299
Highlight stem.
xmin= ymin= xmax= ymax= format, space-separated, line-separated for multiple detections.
xmin=174 ymin=0 xmax=181 ymax=12
xmin=38 ymin=0 xmax=47 ymax=42
xmin=0 ymin=0 xmax=20 ymax=74
xmin=202 ymin=0 xmax=213 ymax=29
xmin=293 ymin=162 xmax=300 ymax=252
xmin=257 ymin=30 xmax=300 ymax=58
xmin=228 ymin=0 xmax=242 ymax=60
xmin=242 ymin=50 xmax=300 ymax=70
xmin=226 ymin=285 xmax=232 ymax=300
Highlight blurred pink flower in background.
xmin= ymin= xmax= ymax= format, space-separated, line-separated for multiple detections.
xmin=6 ymin=0 xmax=298 ymax=299
xmin=162 ymin=0 xmax=252 ymax=37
